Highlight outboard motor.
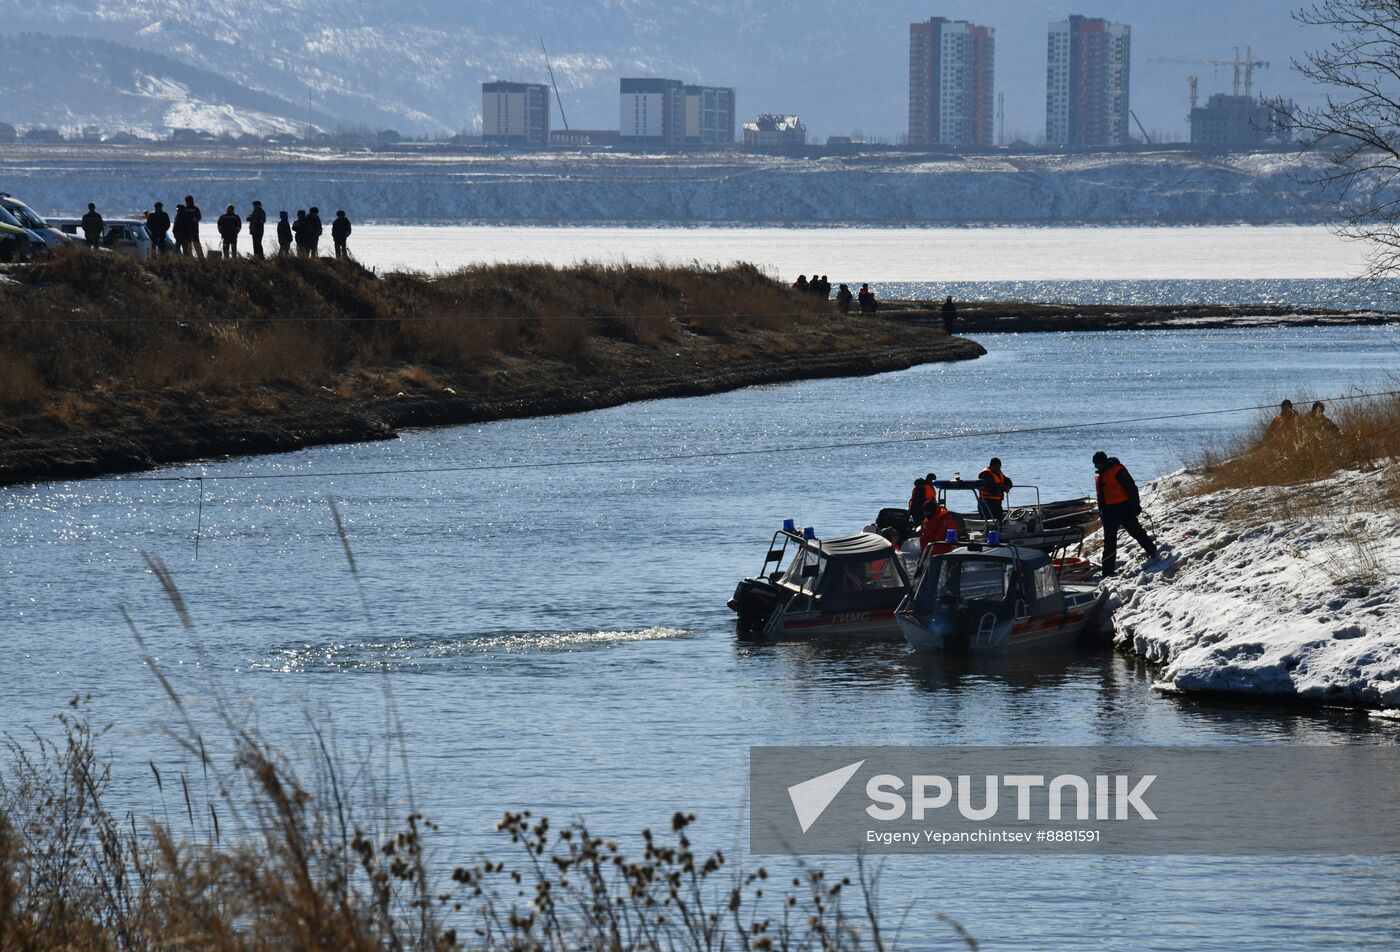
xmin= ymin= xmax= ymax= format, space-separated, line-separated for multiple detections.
xmin=729 ymin=578 xmax=783 ymax=633
xmin=927 ymin=596 xmax=974 ymax=653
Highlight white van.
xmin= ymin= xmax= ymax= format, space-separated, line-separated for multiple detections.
xmin=53 ymin=218 xmax=153 ymax=262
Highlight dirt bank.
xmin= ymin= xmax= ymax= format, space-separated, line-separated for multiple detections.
xmin=0 ymin=256 xmax=982 ymax=485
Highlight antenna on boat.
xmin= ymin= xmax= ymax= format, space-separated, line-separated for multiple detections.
xmin=540 ymin=39 xmax=570 ymax=132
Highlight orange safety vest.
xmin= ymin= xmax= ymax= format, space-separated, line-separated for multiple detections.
xmin=1097 ymin=463 xmax=1131 ymax=507
xmin=978 ymin=468 xmax=1007 ymax=501
xmin=920 ymin=510 xmax=959 ymax=552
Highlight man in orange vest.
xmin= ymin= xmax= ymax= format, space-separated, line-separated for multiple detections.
xmin=977 ymin=458 xmax=1012 ymax=525
xmin=919 ymin=500 xmax=960 ymax=554
xmin=1093 ymin=451 xmax=1159 ymax=577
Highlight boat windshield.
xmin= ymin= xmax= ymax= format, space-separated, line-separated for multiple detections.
xmin=935 ymin=559 xmax=1013 ymax=602
xmin=779 ymin=547 xmax=824 ymax=589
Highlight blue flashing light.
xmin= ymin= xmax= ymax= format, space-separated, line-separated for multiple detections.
xmin=783 ymin=519 xmax=796 ymax=532
xmin=803 ymin=527 xmax=816 ymax=540
xmin=988 ymin=530 xmax=1001 ymax=545
xmin=946 ymin=529 xmax=959 ymax=543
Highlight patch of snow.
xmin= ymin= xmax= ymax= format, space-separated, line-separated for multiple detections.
xmin=161 ymin=102 xmax=304 ymax=138
xmin=1107 ymin=467 xmax=1400 ymax=707
xmin=134 ymin=73 xmax=191 ymax=102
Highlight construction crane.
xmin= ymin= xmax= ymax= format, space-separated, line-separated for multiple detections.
xmin=1130 ymin=110 xmax=1153 ymax=145
xmin=540 ymin=39 xmax=570 ymax=132
xmin=1188 ymin=75 xmax=1199 ymax=111
xmin=1150 ymin=47 xmax=1270 ymax=98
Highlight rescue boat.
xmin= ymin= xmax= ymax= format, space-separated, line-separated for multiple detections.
xmin=895 ymin=543 xmax=1109 ymax=654
xmin=932 ymin=480 xmax=1096 ymax=554
xmin=728 ymin=523 xmax=912 ymax=642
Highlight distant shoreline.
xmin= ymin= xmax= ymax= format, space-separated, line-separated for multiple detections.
xmin=0 ymin=147 xmax=1361 ymax=227
xmin=884 ymin=300 xmax=1400 ymax=333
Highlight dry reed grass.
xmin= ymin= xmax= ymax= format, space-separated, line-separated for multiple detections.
xmin=1188 ymin=391 xmax=1400 ymax=513
xmin=0 ymin=255 xmax=827 ymax=423
xmin=1185 ymin=391 xmax=1400 ymax=591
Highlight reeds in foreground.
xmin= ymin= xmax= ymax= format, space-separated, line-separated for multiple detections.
xmin=0 ymin=522 xmax=976 ymax=951
xmin=0 ymin=703 xmax=985 ymax=951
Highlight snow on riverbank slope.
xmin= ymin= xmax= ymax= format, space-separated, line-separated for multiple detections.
xmin=0 ymin=148 xmax=1372 ymax=225
xmin=1108 ymin=468 xmax=1400 ymax=707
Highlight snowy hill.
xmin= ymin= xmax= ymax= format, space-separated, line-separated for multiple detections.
xmin=0 ymin=0 xmax=832 ymax=137
xmin=0 ymin=34 xmax=348 ymax=137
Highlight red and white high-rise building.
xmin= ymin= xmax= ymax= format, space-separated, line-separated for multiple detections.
xmin=908 ymin=17 xmax=996 ymax=148
xmin=1046 ymin=15 xmax=1131 ymax=147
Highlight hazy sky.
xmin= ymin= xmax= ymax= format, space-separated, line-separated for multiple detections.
xmin=837 ymin=0 xmax=1330 ymax=141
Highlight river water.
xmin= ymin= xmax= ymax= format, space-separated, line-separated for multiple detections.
xmin=4 ymin=227 xmax=1400 ymax=948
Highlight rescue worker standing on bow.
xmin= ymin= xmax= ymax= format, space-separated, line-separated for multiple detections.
xmin=977 ymin=457 xmax=1012 ymax=526
xmin=1094 ymin=451 xmax=1160 ymax=577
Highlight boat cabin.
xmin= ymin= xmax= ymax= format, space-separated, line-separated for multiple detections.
xmin=729 ymin=528 xmax=912 ymax=639
xmin=910 ymin=545 xmax=1065 ymax=625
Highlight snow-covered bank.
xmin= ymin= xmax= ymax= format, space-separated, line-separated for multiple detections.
xmin=0 ymin=147 xmax=1374 ymax=225
xmin=1109 ymin=468 xmax=1400 ymax=707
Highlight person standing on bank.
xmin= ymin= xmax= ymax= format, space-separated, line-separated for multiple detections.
xmin=277 ymin=211 xmax=293 ymax=257
xmin=941 ymin=296 xmax=957 ymax=336
xmin=146 ymin=202 xmax=171 ymax=254
xmin=1093 ymin=451 xmax=1160 ymax=577
xmin=977 ymin=457 xmax=1012 ymax=526
xmin=306 ymin=207 xmax=323 ymax=257
xmin=246 ymin=201 xmax=267 ymax=259
xmin=217 ymin=205 xmax=242 ymax=258
xmin=81 ymin=203 xmax=104 ymax=249
xmin=292 ymin=210 xmax=308 ymax=257
xmin=184 ymin=195 xmax=204 ymax=258
xmin=331 ymin=210 xmax=352 ymax=259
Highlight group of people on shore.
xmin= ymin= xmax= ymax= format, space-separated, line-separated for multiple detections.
xmin=800 ymin=275 xmax=873 ymax=316
xmin=793 ymin=274 xmax=879 ymax=316
xmin=791 ymin=276 xmax=959 ymax=332
xmin=898 ymin=452 xmax=1159 ymax=577
xmin=1269 ymin=399 xmax=1341 ymax=443
xmin=81 ymin=198 xmax=354 ymax=260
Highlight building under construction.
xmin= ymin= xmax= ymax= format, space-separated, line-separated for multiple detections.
xmin=1190 ymin=94 xmax=1293 ymax=150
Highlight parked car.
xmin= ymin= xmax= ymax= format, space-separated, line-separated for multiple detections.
xmin=0 ymin=193 xmax=74 ymax=254
xmin=0 ymin=219 xmax=32 ymax=263
xmin=53 ymin=217 xmax=153 ymax=262
xmin=0 ymin=205 xmax=35 ymax=262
